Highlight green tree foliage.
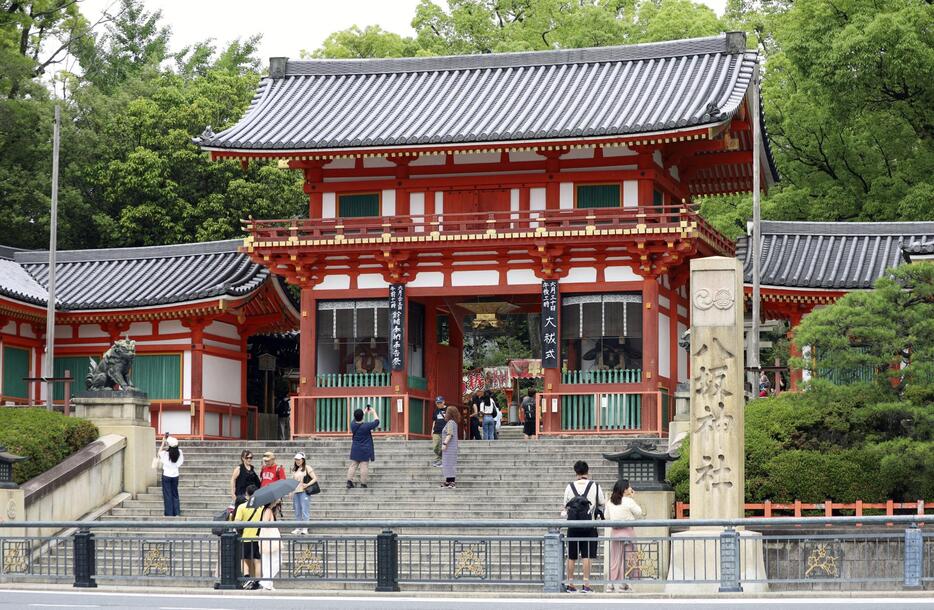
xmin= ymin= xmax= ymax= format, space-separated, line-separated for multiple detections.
xmin=793 ymin=262 xmax=934 ymax=400
xmin=668 ymin=382 xmax=934 ymax=503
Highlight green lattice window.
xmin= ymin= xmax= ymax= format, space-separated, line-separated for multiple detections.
xmin=338 ymin=193 xmax=380 ymax=217
xmin=2 ymin=346 xmax=29 ymax=399
xmin=576 ymin=184 xmax=620 ymax=209
xmin=132 ymin=354 xmax=182 ymax=399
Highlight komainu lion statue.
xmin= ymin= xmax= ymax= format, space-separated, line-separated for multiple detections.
xmin=86 ymin=339 xmax=137 ymax=391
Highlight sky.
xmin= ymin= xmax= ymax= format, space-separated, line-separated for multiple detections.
xmin=79 ymin=0 xmax=730 ymax=63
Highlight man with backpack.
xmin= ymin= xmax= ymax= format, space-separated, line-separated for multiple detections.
xmin=561 ymin=460 xmax=606 ymax=593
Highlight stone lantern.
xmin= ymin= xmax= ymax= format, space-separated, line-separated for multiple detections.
xmin=603 ymin=440 xmax=677 ymax=491
xmin=0 ymin=445 xmax=28 ymax=489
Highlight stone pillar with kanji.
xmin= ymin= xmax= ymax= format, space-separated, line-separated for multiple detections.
xmin=688 ymin=256 xmax=745 ymax=520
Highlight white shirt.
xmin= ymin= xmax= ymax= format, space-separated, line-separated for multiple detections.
xmin=159 ymin=450 xmax=184 ymax=478
xmin=606 ymin=496 xmax=645 ymax=522
xmin=562 ymin=478 xmax=606 ymax=517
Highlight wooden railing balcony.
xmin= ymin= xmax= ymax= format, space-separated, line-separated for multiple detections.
xmin=562 ymin=368 xmax=642 ymax=384
xmin=243 ymin=205 xmax=734 ymax=255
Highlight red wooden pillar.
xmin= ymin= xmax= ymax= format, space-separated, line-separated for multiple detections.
xmin=303 ymin=163 xmax=325 ymax=218
xmin=642 ymin=275 xmax=660 ymax=386
xmin=299 ymin=287 xmax=316 ymax=434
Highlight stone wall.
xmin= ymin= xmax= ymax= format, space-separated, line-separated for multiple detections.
xmin=20 ymin=434 xmax=126 ymax=538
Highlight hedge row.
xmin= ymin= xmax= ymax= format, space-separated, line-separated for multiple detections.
xmin=0 ymin=408 xmax=98 ymax=484
xmin=669 ymin=382 xmax=934 ymax=503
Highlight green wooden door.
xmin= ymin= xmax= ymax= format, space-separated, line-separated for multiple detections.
xmin=54 ymin=355 xmax=89 ymax=400
xmin=132 ymin=354 xmax=182 ymax=399
xmin=2 ymin=346 xmax=29 ymax=399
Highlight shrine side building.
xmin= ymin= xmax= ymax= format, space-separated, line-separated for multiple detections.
xmin=198 ymin=32 xmax=777 ymax=438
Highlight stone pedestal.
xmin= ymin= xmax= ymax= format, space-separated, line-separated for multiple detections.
xmin=0 ymin=488 xmax=26 ymax=537
xmin=665 ymin=529 xmax=767 ymax=592
xmin=667 ymin=382 xmax=691 ymax=443
xmin=72 ymin=392 xmax=156 ymax=498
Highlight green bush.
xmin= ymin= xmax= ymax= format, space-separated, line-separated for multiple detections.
xmin=669 ymin=382 xmax=933 ymax=504
xmin=0 ymin=408 xmax=98 ymax=484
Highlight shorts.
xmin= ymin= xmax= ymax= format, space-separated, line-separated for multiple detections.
xmin=566 ymin=527 xmax=598 ymax=560
xmin=242 ymin=540 xmax=261 ymax=560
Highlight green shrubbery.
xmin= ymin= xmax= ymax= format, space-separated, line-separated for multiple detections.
xmin=0 ymin=408 xmax=98 ymax=484
xmin=669 ymin=382 xmax=934 ymax=503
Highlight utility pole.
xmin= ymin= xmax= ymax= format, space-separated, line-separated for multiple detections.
xmin=750 ymin=63 xmax=762 ymax=395
xmin=44 ymin=105 xmax=61 ymax=410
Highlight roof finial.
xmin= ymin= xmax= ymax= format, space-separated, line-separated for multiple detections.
xmin=269 ymin=57 xmax=289 ymax=79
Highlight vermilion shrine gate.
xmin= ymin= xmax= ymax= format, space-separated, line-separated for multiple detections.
xmin=197 ymin=32 xmax=778 ymax=438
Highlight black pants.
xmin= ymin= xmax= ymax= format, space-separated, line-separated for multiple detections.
xmin=470 ymin=418 xmax=481 ymax=440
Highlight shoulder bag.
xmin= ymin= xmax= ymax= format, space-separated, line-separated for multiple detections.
xmin=303 ymin=469 xmax=321 ymax=495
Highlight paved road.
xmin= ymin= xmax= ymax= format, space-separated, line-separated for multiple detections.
xmin=4 ymin=590 xmax=934 ymax=610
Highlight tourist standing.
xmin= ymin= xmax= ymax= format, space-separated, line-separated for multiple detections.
xmin=258 ymin=500 xmax=282 ymax=591
xmin=605 ymin=479 xmax=644 ymax=592
xmin=480 ymin=390 xmax=497 ymax=440
xmin=521 ymin=389 xmax=537 ymax=439
xmin=431 ymin=396 xmax=447 ymax=467
xmin=347 ymin=405 xmax=379 ymax=488
xmin=562 ymin=460 xmax=605 ymax=593
xmin=469 ymin=391 xmax=482 ymax=440
xmin=440 ymin=406 xmax=460 ymax=489
xmin=291 ymin=452 xmax=317 ymax=534
xmin=275 ymin=392 xmax=291 ymax=440
xmin=260 ymin=452 xmax=286 ymax=487
xmin=157 ymin=434 xmax=183 ymax=516
xmin=234 ymin=485 xmax=263 ymax=589
xmin=230 ymin=450 xmax=261 ymax=505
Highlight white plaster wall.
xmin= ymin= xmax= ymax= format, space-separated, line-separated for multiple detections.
xmin=411 ymin=192 xmax=425 ymax=232
xmin=161 ymin=411 xmax=191 ymax=435
xmin=324 ymin=157 xmax=355 ymax=169
xmin=560 ymin=267 xmax=597 ymax=283
xmin=381 ymin=189 xmax=396 ymax=216
xmin=530 ymin=188 xmax=546 ymax=210
xmin=160 ymin=320 xmax=185 ymax=335
xmin=670 ymin=166 xmax=680 ymax=181
xmin=128 ymin=322 xmax=150 ymax=337
xmin=454 ymin=152 xmax=500 ymax=164
xmin=183 ymin=350 xmax=192 ymax=400
xmin=506 ymin=269 xmax=539 ymax=285
xmin=78 ymin=324 xmax=108 ymax=338
xmin=204 ymin=339 xmax=236 ymax=350
xmin=509 ymin=150 xmax=545 ymax=162
xmin=678 ymin=305 xmax=688 ymax=318
xmin=659 ymin=312 xmax=671 ymax=379
xmin=323 ymin=192 xmax=336 ymax=218
xmin=563 ymin=148 xmax=594 ymax=159
xmin=451 ymin=270 xmax=499 ymax=286
xmin=623 ymin=181 xmax=639 ymax=208
xmin=138 ymin=339 xmax=189 ymax=346
xmin=207 ymin=321 xmax=239 ymax=340
xmin=678 ymin=321 xmax=688 ymax=382
xmin=434 ymin=191 xmax=444 ymax=215
xmin=314 ymin=275 xmax=351 ymax=290
xmin=1 ymin=321 xmax=15 ymax=334
xmin=20 ymin=325 xmax=35 ymax=338
xmin=54 ymin=325 xmax=71 ymax=339
xmin=603 ymin=146 xmax=637 ymax=157
xmin=659 ymin=294 xmax=670 ymax=309
xmin=411 ymin=154 xmax=445 ymax=166
xmin=358 ymin=274 xmax=390 ymax=289
xmin=653 ymin=150 xmax=664 ymax=167
xmin=203 ymin=354 xmax=241 ymax=404
xmin=363 ymin=156 xmax=394 ymax=168
xmin=510 ymin=188 xmax=520 ymax=213
xmin=408 ymin=272 xmax=444 ymax=288
xmin=559 ymin=182 xmax=574 ymax=209
xmin=605 ymin=266 xmax=640 ymax=282
xmin=205 ymin=412 xmax=220 ymax=436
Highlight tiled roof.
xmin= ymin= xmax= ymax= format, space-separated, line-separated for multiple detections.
xmin=737 ymin=221 xmax=934 ymax=290
xmin=197 ymin=33 xmax=772 ymax=161
xmin=4 ymin=240 xmax=268 ymax=310
xmin=0 ymin=257 xmax=48 ymax=306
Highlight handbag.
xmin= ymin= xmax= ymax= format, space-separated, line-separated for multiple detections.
xmin=151 ymin=455 xmax=161 ymax=470
xmin=304 ymin=480 xmax=321 ymax=495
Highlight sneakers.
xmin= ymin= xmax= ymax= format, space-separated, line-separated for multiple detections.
xmin=564 ymin=584 xmax=577 ymax=593
xmin=431 ymin=460 xmax=442 ymax=467
xmin=360 ymin=484 xmax=368 ymax=488
xmin=581 ymin=585 xmax=593 ymax=594
xmin=242 ymin=579 xmax=260 ymax=590
xmin=441 ymin=482 xmax=457 ymax=488
xmin=290 ymin=528 xmax=301 ymax=535
xmin=346 ymin=480 xmax=354 ymax=489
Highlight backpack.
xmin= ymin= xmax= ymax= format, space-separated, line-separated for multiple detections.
xmin=211 ymin=506 xmax=234 ymax=536
xmin=565 ymin=481 xmax=595 ymax=521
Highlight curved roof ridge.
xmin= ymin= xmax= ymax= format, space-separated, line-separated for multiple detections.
xmin=759 ymin=220 xmax=934 ymax=236
xmin=14 ymin=238 xmax=243 ymax=264
xmin=284 ymin=33 xmax=747 ymax=77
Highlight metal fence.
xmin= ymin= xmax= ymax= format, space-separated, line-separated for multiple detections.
xmin=0 ymin=516 xmax=930 ymax=592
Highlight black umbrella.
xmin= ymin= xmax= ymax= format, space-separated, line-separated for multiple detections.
xmin=247 ymin=479 xmax=298 ymax=508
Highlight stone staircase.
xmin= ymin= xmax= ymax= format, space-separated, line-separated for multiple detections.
xmin=38 ymin=433 xmax=663 ymax=589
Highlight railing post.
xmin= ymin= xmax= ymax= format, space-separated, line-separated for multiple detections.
xmin=543 ymin=527 xmax=564 ymax=593
xmin=72 ymin=528 xmax=97 ymax=588
xmin=214 ymin=529 xmax=241 ymax=590
xmin=718 ymin=528 xmax=742 ymax=593
xmin=375 ymin=528 xmax=400 ymax=592
xmin=904 ymin=525 xmax=923 ymax=590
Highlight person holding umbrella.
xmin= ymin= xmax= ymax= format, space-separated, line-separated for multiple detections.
xmin=233 ymin=485 xmax=263 ymax=589
xmin=347 ymin=405 xmax=379 ymax=489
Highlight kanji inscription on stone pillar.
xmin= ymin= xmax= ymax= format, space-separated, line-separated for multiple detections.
xmin=689 ymin=257 xmax=745 ymax=520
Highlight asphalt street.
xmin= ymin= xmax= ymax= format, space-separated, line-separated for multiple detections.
xmin=4 ymin=590 xmax=934 ymax=610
